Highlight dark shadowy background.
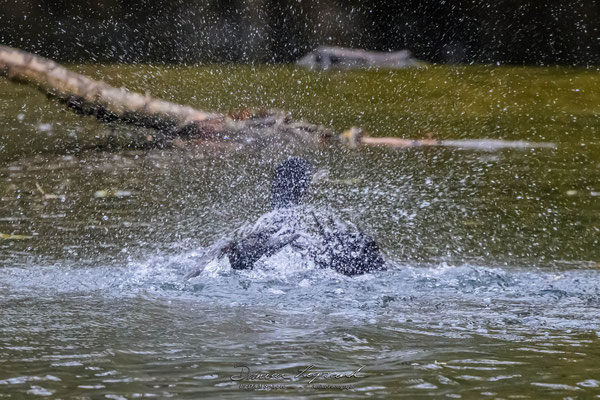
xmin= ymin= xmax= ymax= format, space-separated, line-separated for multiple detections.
xmin=0 ymin=0 xmax=598 ymax=65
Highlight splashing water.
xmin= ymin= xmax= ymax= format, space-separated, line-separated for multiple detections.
xmin=1 ymin=65 xmax=600 ymax=398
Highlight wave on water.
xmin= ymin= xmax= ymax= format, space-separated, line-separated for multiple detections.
xmin=1 ymin=248 xmax=600 ymax=334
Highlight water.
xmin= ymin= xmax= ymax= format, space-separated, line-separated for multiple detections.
xmin=1 ymin=65 xmax=600 ymax=398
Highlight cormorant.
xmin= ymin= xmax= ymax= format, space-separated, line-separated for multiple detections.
xmin=187 ymin=157 xmax=385 ymax=278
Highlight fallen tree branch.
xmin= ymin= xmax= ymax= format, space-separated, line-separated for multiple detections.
xmin=0 ymin=45 xmax=227 ymax=138
xmin=297 ymin=46 xmax=421 ymax=70
xmin=341 ymin=128 xmax=556 ymax=151
xmin=0 ymin=45 xmax=556 ymax=152
xmin=0 ymin=45 xmax=341 ymax=148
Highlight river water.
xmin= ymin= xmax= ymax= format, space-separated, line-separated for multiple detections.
xmin=1 ymin=65 xmax=599 ymax=398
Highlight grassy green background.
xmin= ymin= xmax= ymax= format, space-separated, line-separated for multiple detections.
xmin=1 ymin=64 xmax=599 ymax=162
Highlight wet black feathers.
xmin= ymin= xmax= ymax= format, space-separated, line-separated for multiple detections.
xmin=271 ymin=157 xmax=313 ymax=209
xmin=217 ymin=157 xmax=385 ymax=276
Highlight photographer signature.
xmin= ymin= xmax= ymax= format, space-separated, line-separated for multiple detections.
xmin=231 ymin=364 xmax=364 ymax=384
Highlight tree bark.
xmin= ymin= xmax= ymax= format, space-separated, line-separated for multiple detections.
xmin=0 ymin=45 xmax=225 ymax=138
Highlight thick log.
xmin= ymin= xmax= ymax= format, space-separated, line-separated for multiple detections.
xmin=0 ymin=45 xmax=224 ymax=138
xmin=0 ymin=45 xmax=342 ymax=148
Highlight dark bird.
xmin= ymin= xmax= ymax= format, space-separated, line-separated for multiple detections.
xmin=187 ymin=157 xmax=385 ymax=278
